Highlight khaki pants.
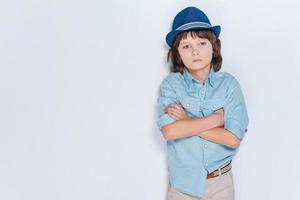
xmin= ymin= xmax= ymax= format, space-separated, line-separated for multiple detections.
xmin=167 ymin=171 xmax=235 ymax=200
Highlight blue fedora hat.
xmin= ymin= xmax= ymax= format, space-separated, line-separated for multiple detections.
xmin=166 ymin=7 xmax=221 ymax=47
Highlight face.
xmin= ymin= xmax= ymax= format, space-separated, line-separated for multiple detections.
xmin=177 ymin=32 xmax=213 ymax=73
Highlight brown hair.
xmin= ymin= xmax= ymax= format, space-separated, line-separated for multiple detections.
xmin=167 ymin=30 xmax=222 ymax=72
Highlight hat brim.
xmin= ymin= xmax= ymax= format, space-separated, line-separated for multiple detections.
xmin=166 ymin=25 xmax=221 ymax=48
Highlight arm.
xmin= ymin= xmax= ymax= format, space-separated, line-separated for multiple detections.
xmin=157 ymin=78 xmax=218 ymax=140
xmin=163 ymin=107 xmax=240 ymax=148
xmin=197 ymin=127 xmax=240 ymax=148
xmin=157 ymin=76 xmax=247 ymax=147
xmin=163 ymin=107 xmax=245 ymax=148
xmin=160 ymin=77 xmax=249 ymax=148
xmin=196 ymin=109 xmax=241 ymax=148
xmin=162 ymin=113 xmax=222 ymax=141
xmin=171 ymin=79 xmax=249 ymax=148
xmin=223 ymin=78 xmax=249 ymax=140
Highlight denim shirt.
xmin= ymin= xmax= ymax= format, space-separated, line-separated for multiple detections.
xmin=157 ymin=68 xmax=249 ymax=197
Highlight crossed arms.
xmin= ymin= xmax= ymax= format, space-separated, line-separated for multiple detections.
xmin=161 ymin=103 xmax=241 ymax=148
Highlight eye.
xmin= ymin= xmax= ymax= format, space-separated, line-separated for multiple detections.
xmin=182 ymin=45 xmax=190 ymax=49
xmin=200 ymin=42 xmax=206 ymax=45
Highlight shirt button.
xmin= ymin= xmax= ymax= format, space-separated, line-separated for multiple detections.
xmin=186 ymin=103 xmax=190 ymax=107
xmin=204 ymin=144 xmax=207 ymax=148
xmin=213 ymin=105 xmax=216 ymax=108
xmin=201 ymin=90 xmax=205 ymax=95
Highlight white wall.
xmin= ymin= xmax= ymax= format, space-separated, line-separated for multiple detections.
xmin=1 ymin=0 xmax=300 ymax=199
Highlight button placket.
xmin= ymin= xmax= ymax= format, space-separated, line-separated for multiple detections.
xmin=201 ymin=84 xmax=206 ymax=96
xmin=199 ymin=85 xmax=207 ymax=112
xmin=203 ymin=142 xmax=208 ymax=168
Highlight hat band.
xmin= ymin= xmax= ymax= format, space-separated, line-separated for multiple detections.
xmin=176 ymin=21 xmax=212 ymax=31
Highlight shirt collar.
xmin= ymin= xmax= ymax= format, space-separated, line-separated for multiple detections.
xmin=181 ymin=67 xmax=216 ymax=89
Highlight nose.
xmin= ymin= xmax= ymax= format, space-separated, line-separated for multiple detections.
xmin=192 ymin=46 xmax=200 ymax=55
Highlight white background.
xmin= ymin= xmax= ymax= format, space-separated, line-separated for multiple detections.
xmin=1 ymin=0 xmax=300 ymax=199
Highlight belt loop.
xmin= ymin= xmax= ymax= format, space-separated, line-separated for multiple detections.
xmin=218 ymin=168 xmax=222 ymax=177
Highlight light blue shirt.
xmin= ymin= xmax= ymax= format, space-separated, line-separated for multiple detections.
xmin=157 ymin=68 xmax=249 ymax=197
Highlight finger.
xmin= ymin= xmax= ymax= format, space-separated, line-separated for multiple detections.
xmin=169 ymin=108 xmax=187 ymax=119
xmin=168 ymin=111 xmax=181 ymax=120
xmin=174 ymin=102 xmax=185 ymax=109
xmin=167 ymin=107 xmax=182 ymax=116
xmin=167 ymin=103 xmax=180 ymax=107
xmin=167 ymin=107 xmax=189 ymax=119
xmin=164 ymin=105 xmax=174 ymax=112
xmin=169 ymin=104 xmax=185 ymax=111
xmin=164 ymin=106 xmax=175 ymax=113
xmin=168 ymin=112 xmax=177 ymax=120
xmin=170 ymin=103 xmax=183 ymax=110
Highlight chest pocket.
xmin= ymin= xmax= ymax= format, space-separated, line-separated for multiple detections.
xmin=178 ymin=96 xmax=201 ymax=118
xmin=202 ymin=98 xmax=226 ymax=116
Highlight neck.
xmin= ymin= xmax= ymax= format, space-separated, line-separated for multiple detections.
xmin=187 ymin=64 xmax=212 ymax=84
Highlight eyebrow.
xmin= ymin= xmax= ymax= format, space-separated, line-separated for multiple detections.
xmin=179 ymin=42 xmax=190 ymax=45
xmin=180 ymin=39 xmax=207 ymax=45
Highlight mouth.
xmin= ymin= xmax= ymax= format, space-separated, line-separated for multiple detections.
xmin=192 ymin=59 xmax=202 ymax=62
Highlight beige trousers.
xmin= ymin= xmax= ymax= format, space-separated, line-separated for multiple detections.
xmin=167 ymin=171 xmax=235 ymax=200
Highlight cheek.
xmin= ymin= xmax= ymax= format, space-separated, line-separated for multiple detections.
xmin=203 ymin=48 xmax=213 ymax=61
xmin=206 ymin=52 xmax=213 ymax=61
xmin=179 ymin=52 xmax=192 ymax=63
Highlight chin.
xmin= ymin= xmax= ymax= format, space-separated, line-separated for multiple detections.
xmin=188 ymin=64 xmax=210 ymax=71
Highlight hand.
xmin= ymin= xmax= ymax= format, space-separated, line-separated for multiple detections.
xmin=212 ymin=108 xmax=224 ymax=127
xmin=164 ymin=102 xmax=190 ymax=120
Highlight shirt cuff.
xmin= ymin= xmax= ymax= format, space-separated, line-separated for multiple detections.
xmin=224 ymin=118 xmax=247 ymax=140
xmin=158 ymin=114 xmax=176 ymax=130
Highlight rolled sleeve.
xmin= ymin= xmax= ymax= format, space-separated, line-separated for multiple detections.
xmin=157 ymin=78 xmax=177 ymax=130
xmin=224 ymin=78 xmax=249 ymax=140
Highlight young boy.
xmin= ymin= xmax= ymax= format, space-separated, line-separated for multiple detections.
xmin=157 ymin=7 xmax=249 ymax=200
